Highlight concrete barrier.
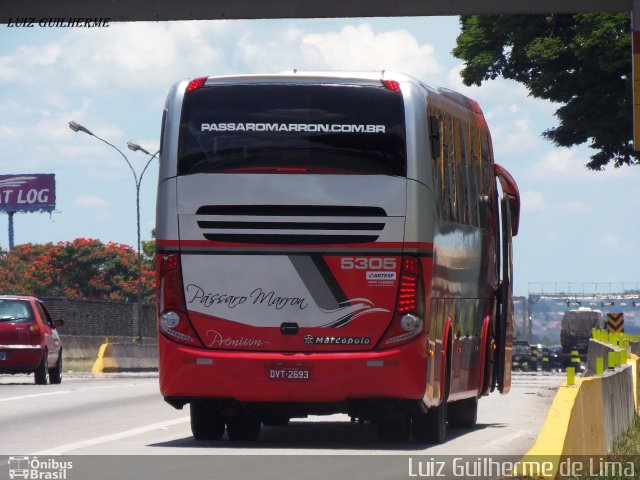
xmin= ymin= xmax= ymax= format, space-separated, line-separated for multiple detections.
xmin=517 ymin=339 xmax=638 ymax=479
xmin=91 ymin=342 xmax=158 ymax=373
xmin=600 ymin=365 xmax=635 ymax=451
xmin=585 ymin=339 xmax=618 ymax=375
xmin=61 ymin=335 xmax=105 ymax=359
xmin=91 ymin=342 xmax=116 ymax=374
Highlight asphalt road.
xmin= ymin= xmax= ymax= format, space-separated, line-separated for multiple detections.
xmin=0 ymin=372 xmax=563 ymax=480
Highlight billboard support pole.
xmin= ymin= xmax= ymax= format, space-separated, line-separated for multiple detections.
xmin=7 ymin=211 xmax=14 ymax=250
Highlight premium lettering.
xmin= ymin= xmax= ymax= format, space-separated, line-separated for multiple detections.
xmin=206 ymin=330 xmax=270 ymax=348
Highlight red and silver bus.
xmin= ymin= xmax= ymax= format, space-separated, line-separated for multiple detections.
xmin=155 ymin=71 xmax=520 ymax=443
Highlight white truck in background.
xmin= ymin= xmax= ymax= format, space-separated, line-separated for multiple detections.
xmin=560 ymin=308 xmax=604 ymax=355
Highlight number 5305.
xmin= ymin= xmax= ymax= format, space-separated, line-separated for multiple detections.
xmin=340 ymin=257 xmax=396 ymax=270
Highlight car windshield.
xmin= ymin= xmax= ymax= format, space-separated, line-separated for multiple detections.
xmin=0 ymin=299 xmax=34 ymax=324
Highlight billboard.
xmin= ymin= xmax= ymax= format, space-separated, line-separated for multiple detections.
xmin=0 ymin=174 xmax=56 ymax=213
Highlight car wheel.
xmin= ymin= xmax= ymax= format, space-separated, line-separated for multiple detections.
xmin=34 ymin=350 xmax=48 ymax=385
xmin=226 ymin=415 xmax=261 ymax=441
xmin=190 ymin=402 xmax=225 ymax=441
xmin=49 ymin=350 xmax=62 ymax=384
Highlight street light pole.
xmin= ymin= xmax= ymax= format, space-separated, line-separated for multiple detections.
xmin=127 ymin=142 xmax=160 ymax=345
xmin=68 ymin=120 xmax=157 ymax=345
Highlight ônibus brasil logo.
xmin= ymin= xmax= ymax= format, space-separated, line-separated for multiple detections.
xmin=8 ymin=456 xmax=73 ymax=480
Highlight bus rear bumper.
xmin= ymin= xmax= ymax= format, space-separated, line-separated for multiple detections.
xmin=159 ymin=334 xmax=428 ymax=404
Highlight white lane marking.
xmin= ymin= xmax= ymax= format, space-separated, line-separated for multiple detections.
xmin=0 ymin=381 xmax=156 ymax=403
xmin=481 ymin=430 xmax=526 ymax=449
xmin=31 ymin=417 xmax=190 ymax=455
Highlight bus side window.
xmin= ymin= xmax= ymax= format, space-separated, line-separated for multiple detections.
xmin=460 ymin=120 xmax=479 ymax=227
xmin=429 ymin=115 xmax=441 ymax=161
xmin=429 ymin=111 xmax=446 ymax=220
xmin=454 ymin=118 xmax=466 ymax=224
xmin=443 ymin=113 xmax=457 ymax=223
xmin=159 ymin=109 xmax=167 ymax=156
xmin=479 ymin=132 xmax=493 ymax=229
xmin=467 ymin=124 xmax=480 ymax=227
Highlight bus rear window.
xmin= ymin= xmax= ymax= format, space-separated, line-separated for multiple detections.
xmin=177 ymin=84 xmax=406 ymax=176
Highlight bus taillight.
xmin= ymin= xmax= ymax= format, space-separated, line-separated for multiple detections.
xmin=185 ymin=77 xmax=207 ymax=94
xmin=381 ymin=79 xmax=401 ymax=93
xmin=379 ymin=255 xmax=425 ymax=347
xmin=158 ymin=254 xmax=203 ymax=347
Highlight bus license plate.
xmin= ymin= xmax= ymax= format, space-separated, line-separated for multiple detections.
xmin=266 ymin=363 xmax=311 ymax=381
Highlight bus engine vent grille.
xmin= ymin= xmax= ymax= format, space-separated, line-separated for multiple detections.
xmin=196 ymin=204 xmax=387 ymax=244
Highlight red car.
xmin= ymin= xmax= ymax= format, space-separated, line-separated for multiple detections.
xmin=0 ymin=295 xmax=64 ymax=384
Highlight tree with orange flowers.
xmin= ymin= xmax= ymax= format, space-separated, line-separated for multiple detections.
xmin=0 ymin=238 xmax=155 ymax=303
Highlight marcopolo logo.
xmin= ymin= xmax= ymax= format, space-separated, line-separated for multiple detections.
xmin=8 ymin=457 xmax=73 ymax=480
xmin=304 ymin=335 xmax=371 ymax=345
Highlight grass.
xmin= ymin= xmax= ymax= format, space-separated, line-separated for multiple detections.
xmin=612 ymin=415 xmax=640 ymax=456
xmin=576 ymin=415 xmax=640 ymax=480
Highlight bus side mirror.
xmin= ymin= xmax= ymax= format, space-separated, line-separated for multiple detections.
xmin=506 ymin=194 xmax=520 ymax=237
xmin=493 ymin=163 xmax=520 ymax=236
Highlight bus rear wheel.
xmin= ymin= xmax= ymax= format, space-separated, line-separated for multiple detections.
xmin=376 ymin=416 xmax=411 ymax=443
xmin=190 ymin=402 xmax=225 ymax=441
xmin=261 ymin=414 xmax=291 ymax=427
xmin=227 ymin=415 xmax=261 ymax=441
xmin=448 ymin=397 xmax=478 ymax=428
xmin=412 ymin=400 xmax=447 ymax=443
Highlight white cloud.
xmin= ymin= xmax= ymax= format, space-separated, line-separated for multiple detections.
xmin=447 ymin=64 xmax=529 ymax=102
xmin=72 ymin=195 xmax=108 ymax=208
xmin=527 ymin=149 xmax=598 ymax=182
xmin=600 ymin=235 xmax=620 ymax=248
xmin=484 ymin=104 xmax=520 ymax=121
xmin=236 ymin=23 xmax=442 ymax=80
xmin=491 ymin=119 xmax=537 ymax=154
xmin=528 ymin=147 xmax=640 ymax=183
xmin=0 ymin=23 xmax=232 ymax=90
xmin=521 ymin=191 xmax=545 ymax=212
xmin=565 ymin=201 xmax=589 ymax=213
xmin=0 ymin=43 xmax=63 ymax=82
xmin=42 ymin=90 xmax=72 ymax=110
xmin=303 ymin=24 xmax=441 ymax=79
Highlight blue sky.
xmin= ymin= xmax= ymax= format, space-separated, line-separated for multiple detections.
xmin=0 ymin=16 xmax=638 ymax=296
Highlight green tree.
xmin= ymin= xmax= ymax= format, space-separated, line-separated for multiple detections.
xmin=141 ymin=228 xmax=156 ymax=267
xmin=0 ymin=238 xmax=155 ymax=302
xmin=452 ymin=13 xmax=639 ymax=170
